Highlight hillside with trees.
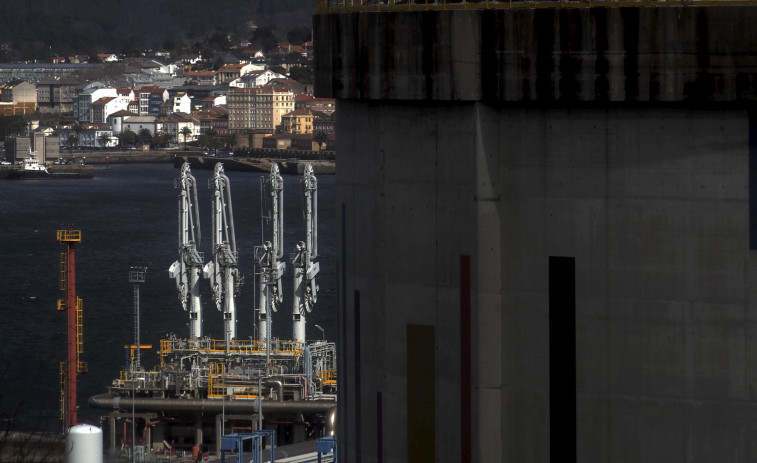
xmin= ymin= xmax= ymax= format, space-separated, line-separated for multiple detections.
xmin=0 ymin=0 xmax=314 ymax=61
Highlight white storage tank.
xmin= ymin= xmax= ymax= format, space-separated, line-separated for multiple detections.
xmin=65 ymin=424 xmax=103 ymax=463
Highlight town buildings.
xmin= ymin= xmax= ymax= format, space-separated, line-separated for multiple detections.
xmin=227 ymin=86 xmax=295 ymax=132
xmin=0 ymin=80 xmax=37 ymax=115
xmin=1 ymin=42 xmax=337 ymax=151
xmin=280 ymin=108 xmax=316 ymax=135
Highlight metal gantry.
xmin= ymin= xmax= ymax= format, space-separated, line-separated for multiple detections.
xmin=291 ymin=164 xmax=320 ymax=343
xmin=169 ymin=162 xmax=205 ymax=339
xmin=255 ymin=164 xmax=286 ymax=345
xmin=204 ymin=163 xmax=242 ymax=345
xmin=90 ymin=164 xmax=339 ymax=455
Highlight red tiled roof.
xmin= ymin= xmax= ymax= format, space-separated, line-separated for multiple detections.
xmin=283 ymin=108 xmax=315 ymax=117
xmin=91 ymin=97 xmax=116 ymax=106
xmin=218 ymin=64 xmax=245 ymax=71
xmin=232 ymin=86 xmax=291 ymax=94
xmin=135 ymin=86 xmax=165 ymax=93
xmin=294 ymin=93 xmax=316 ymax=102
xmin=109 ymin=110 xmax=137 ymax=117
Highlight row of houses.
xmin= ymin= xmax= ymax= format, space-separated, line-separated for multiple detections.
xmin=187 ymin=64 xmax=288 ymax=87
xmin=55 ymin=93 xmax=335 ymax=149
xmin=47 ymin=40 xmax=310 ymax=66
xmin=0 ymin=75 xmax=333 ymax=128
xmin=54 ymin=107 xmax=335 ymax=151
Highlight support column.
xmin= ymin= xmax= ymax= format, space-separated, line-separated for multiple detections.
xmin=215 ymin=415 xmax=223 ymax=458
xmin=109 ymin=413 xmax=117 ymax=454
xmin=195 ymin=413 xmax=204 ymax=449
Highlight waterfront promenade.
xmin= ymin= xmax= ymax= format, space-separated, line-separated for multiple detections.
xmin=1 ymin=150 xmax=336 ymax=176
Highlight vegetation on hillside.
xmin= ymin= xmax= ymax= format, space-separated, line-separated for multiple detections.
xmin=0 ymin=0 xmax=314 ymax=61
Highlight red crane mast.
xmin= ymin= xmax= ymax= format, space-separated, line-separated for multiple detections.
xmin=57 ymin=229 xmax=86 ymax=429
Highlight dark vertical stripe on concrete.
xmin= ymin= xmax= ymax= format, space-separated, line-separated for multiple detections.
xmin=339 ymin=203 xmax=348 ymax=455
xmin=407 ymin=324 xmax=436 ymax=463
xmin=593 ymin=8 xmax=610 ymax=101
xmin=460 ymin=255 xmax=472 ymax=463
xmin=750 ymin=112 xmax=757 ymax=250
xmin=480 ymin=9 xmax=502 ymax=101
xmin=354 ymin=290 xmax=361 ymax=462
xmin=422 ymin=11 xmax=437 ymax=100
xmin=621 ymin=8 xmax=640 ymax=101
xmin=377 ymin=391 xmax=383 ymax=463
xmin=535 ymin=9 xmax=555 ymax=101
xmin=558 ymin=9 xmax=581 ymax=101
xmin=549 ymin=256 xmax=576 ymax=463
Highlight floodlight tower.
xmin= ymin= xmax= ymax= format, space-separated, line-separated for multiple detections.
xmin=129 ymin=267 xmax=147 ymax=372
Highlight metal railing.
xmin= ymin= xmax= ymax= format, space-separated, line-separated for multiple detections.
xmin=317 ymin=0 xmax=757 ymax=12
xmin=160 ymin=337 xmax=305 ymax=356
xmin=56 ymin=229 xmax=81 ymax=242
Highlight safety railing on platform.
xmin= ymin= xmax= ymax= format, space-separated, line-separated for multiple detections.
xmin=58 ymin=362 xmax=65 ymax=421
xmin=208 ymin=362 xmax=224 ymax=397
xmin=58 ymin=252 xmax=67 ymax=293
xmin=56 ymin=229 xmax=81 ymax=242
xmin=160 ymin=336 xmax=304 ymax=358
xmin=75 ymin=297 xmax=88 ymax=373
xmin=115 ymin=369 xmax=163 ymax=390
xmin=317 ymin=0 xmax=757 ymax=12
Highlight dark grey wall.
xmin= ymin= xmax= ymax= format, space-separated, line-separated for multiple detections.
xmin=316 ymin=6 xmax=757 ymax=462
xmin=315 ymin=6 xmax=757 ymax=103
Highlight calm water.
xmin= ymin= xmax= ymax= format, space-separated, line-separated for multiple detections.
xmin=0 ymin=163 xmax=336 ymax=431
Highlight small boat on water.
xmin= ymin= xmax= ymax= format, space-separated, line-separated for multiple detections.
xmin=7 ymin=150 xmax=51 ymax=179
xmin=6 ymin=150 xmax=94 ymax=179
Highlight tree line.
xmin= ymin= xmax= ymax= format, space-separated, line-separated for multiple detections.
xmin=0 ymin=0 xmax=313 ymax=61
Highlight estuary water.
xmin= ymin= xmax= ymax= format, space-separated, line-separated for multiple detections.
xmin=0 ymin=163 xmax=336 ymax=431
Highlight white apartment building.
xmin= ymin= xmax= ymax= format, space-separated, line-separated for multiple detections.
xmin=73 ymin=87 xmax=118 ymax=122
xmin=122 ymin=115 xmax=157 ymax=136
xmin=227 ymin=86 xmax=295 ymax=132
xmin=157 ymin=114 xmax=197 ymax=144
xmin=170 ymin=92 xmax=191 ymax=114
xmin=89 ymin=95 xmax=131 ymax=124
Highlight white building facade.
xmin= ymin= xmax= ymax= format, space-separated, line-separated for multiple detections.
xmin=227 ymin=86 xmax=294 ymax=132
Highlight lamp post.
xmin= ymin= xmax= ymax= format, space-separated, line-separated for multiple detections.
xmin=128 ymin=266 xmax=146 ymax=463
xmin=314 ymin=324 xmax=324 ymax=341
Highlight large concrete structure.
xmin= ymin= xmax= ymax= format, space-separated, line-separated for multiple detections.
xmin=315 ymin=3 xmax=757 ymax=462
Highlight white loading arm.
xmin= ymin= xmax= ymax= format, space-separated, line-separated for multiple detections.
xmin=168 ymin=162 xmax=204 ymax=339
xmin=292 ymin=164 xmax=319 ymax=343
xmin=203 ymin=163 xmax=241 ymax=344
xmin=256 ymin=164 xmax=286 ymax=342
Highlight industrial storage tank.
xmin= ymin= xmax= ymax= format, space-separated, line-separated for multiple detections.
xmin=65 ymin=424 xmax=102 ymax=463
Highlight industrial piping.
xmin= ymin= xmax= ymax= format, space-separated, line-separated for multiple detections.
xmin=88 ymin=393 xmax=336 ymax=414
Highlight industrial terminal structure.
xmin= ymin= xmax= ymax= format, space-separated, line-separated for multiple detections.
xmin=88 ymin=163 xmax=336 ymax=458
xmin=315 ymin=1 xmax=757 ymax=462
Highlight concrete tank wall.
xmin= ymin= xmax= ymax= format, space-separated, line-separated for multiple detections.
xmin=315 ymin=7 xmax=757 ymax=103
xmin=336 ymin=99 xmax=478 ymax=462
xmin=335 ymin=99 xmax=757 ymax=462
xmin=316 ymin=5 xmax=757 ymax=463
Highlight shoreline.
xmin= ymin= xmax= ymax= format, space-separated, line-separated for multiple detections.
xmin=1 ymin=150 xmax=336 ymax=177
